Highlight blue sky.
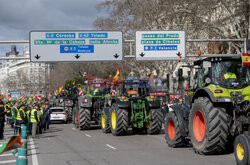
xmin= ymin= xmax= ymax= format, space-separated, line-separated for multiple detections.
xmin=0 ymin=0 xmax=106 ymax=56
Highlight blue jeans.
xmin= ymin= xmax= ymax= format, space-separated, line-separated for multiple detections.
xmin=0 ymin=121 xmax=4 ymax=139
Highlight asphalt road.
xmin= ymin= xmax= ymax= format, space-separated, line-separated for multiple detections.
xmin=33 ymin=123 xmax=236 ymax=165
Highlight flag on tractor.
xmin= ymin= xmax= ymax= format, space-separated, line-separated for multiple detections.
xmin=0 ymin=134 xmax=23 ymax=154
xmin=242 ymin=53 xmax=250 ymax=66
xmin=113 ymin=66 xmax=120 ymax=84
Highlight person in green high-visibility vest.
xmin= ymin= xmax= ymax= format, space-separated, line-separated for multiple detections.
xmin=12 ymin=102 xmax=19 ymax=134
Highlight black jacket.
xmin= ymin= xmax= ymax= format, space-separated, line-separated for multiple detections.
xmin=0 ymin=104 xmax=6 ymax=122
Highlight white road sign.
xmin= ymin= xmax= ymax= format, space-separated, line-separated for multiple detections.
xmin=136 ymin=31 xmax=185 ymax=61
xmin=30 ymin=31 xmax=123 ymax=62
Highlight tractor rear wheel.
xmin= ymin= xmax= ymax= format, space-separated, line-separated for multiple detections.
xmin=146 ymin=109 xmax=162 ymax=134
xmin=189 ymin=97 xmax=228 ymax=154
xmin=234 ymin=134 xmax=250 ymax=165
xmin=110 ymin=103 xmax=128 ymax=136
xmin=65 ymin=107 xmax=73 ymax=122
xmin=165 ymin=112 xmax=186 ymax=147
xmin=79 ymin=108 xmax=91 ymax=130
xmin=101 ymin=111 xmax=111 ymax=133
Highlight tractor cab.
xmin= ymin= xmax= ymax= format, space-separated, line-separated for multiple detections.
xmin=123 ymin=78 xmax=149 ymax=99
xmin=194 ymin=56 xmax=250 ymax=89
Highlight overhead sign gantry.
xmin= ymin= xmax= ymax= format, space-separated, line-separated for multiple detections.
xmin=30 ymin=31 xmax=123 ymax=62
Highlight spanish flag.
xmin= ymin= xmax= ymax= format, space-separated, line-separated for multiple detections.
xmin=22 ymin=94 xmax=25 ymax=103
xmin=242 ymin=53 xmax=250 ymax=66
xmin=113 ymin=66 xmax=120 ymax=84
xmin=59 ymin=86 xmax=63 ymax=94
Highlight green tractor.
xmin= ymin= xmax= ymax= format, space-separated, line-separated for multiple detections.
xmin=164 ymin=55 xmax=250 ymax=162
xmin=101 ymin=78 xmax=162 ymax=136
xmin=73 ymin=77 xmax=110 ymax=130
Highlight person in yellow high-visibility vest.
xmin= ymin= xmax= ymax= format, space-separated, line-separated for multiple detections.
xmin=220 ymin=72 xmax=237 ymax=82
xmin=30 ymin=104 xmax=40 ymax=138
xmin=15 ymin=104 xmax=26 ymax=135
xmin=4 ymin=103 xmax=11 ymax=125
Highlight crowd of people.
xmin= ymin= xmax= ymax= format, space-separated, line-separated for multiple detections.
xmin=0 ymin=98 xmax=52 ymax=139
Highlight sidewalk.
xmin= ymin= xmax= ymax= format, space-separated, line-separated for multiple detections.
xmin=0 ymin=123 xmax=34 ymax=165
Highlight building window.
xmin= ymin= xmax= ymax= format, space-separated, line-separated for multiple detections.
xmin=30 ymin=68 xmax=33 ymax=73
xmin=39 ymin=68 xmax=42 ymax=72
xmin=39 ymin=91 xmax=42 ymax=94
xmin=34 ymin=68 xmax=37 ymax=72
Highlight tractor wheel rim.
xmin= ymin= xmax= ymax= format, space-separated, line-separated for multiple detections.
xmin=193 ymin=110 xmax=205 ymax=142
xmin=168 ymin=120 xmax=175 ymax=140
xmin=101 ymin=115 xmax=105 ymax=129
xmin=236 ymin=143 xmax=244 ymax=161
xmin=111 ymin=110 xmax=116 ymax=130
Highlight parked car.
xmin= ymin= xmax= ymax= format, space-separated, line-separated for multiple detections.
xmin=50 ymin=107 xmax=67 ymax=123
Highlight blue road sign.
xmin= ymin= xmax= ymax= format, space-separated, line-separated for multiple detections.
xmin=60 ymin=45 xmax=94 ymax=53
xmin=144 ymin=45 xmax=177 ymax=51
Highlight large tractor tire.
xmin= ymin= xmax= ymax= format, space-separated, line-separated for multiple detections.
xmin=234 ymin=134 xmax=250 ymax=165
xmin=79 ymin=108 xmax=91 ymax=130
xmin=110 ymin=103 xmax=128 ymax=136
xmin=189 ymin=97 xmax=228 ymax=154
xmin=146 ymin=109 xmax=162 ymax=135
xmin=101 ymin=111 xmax=111 ymax=133
xmin=165 ymin=112 xmax=186 ymax=147
xmin=65 ymin=107 xmax=73 ymax=122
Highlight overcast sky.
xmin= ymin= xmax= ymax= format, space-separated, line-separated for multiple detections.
xmin=0 ymin=0 xmax=106 ymax=55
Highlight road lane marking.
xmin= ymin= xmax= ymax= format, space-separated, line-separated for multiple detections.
xmin=85 ymin=134 xmax=92 ymax=138
xmin=0 ymin=153 xmax=13 ymax=157
xmin=72 ymin=128 xmax=76 ymax=131
xmin=106 ymin=144 xmax=116 ymax=150
xmin=29 ymin=138 xmax=39 ymax=165
xmin=0 ymin=160 xmax=16 ymax=164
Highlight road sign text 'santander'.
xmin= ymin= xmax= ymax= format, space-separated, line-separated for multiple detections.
xmin=136 ymin=31 xmax=185 ymax=61
xmin=30 ymin=31 xmax=123 ymax=62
